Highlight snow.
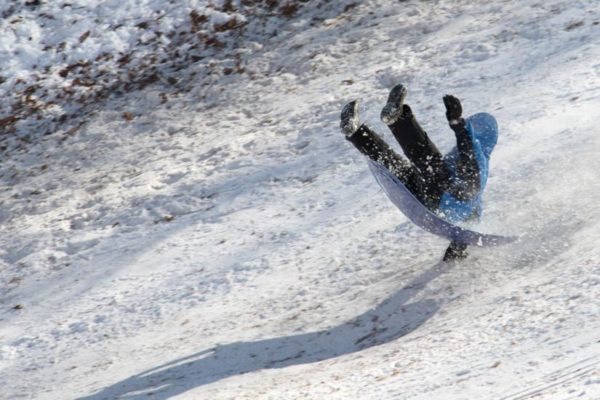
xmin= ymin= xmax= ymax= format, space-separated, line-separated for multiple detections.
xmin=1 ymin=0 xmax=599 ymax=399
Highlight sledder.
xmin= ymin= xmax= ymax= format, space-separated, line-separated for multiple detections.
xmin=340 ymin=84 xmax=501 ymax=261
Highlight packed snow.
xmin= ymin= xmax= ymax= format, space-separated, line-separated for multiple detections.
xmin=1 ymin=0 xmax=599 ymax=399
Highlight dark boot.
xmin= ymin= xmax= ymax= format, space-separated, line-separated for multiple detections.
xmin=340 ymin=100 xmax=360 ymax=137
xmin=443 ymin=241 xmax=468 ymax=262
xmin=381 ymin=83 xmax=408 ymax=125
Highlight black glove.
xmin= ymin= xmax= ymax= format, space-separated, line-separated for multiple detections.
xmin=443 ymin=95 xmax=462 ymax=123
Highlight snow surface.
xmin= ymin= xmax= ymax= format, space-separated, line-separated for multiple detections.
xmin=1 ymin=0 xmax=600 ymax=399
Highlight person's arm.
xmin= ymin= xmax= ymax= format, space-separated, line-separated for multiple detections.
xmin=443 ymin=95 xmax=481 ymax=201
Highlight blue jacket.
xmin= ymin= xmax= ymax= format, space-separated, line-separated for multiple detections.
xmin=437 ymin=113 xmax=498 ymax=223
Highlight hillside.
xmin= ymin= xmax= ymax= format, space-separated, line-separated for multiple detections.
xmin=1 ymin=0 xmax=599 ymax=399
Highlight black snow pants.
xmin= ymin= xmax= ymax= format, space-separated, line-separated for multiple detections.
xmin=346 ymin=104 xmax=451 ymax=211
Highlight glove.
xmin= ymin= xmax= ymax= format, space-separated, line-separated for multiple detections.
xmin=443 ymin=95 xmax=463 ymax=123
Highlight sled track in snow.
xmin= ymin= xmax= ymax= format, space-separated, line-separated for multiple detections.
xmin=501 ymin=353 xmax=600 ymax=400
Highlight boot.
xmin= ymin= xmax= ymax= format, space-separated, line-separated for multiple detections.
xmin=443 ymin=241 xmax=468 ymax=262
xmin=381 ymin=83 xmax=408 ymax=125
xmin=340 ymin=100 xmax=360 ymax=137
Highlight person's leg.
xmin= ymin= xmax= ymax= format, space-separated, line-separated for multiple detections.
xmin=348 ymin=125 xmax=418 ymax=182
xmin=388 ymin=105 xmax=444 ymax=171
xmin=387 ymin=104 xmax=451 ymax=204
xmin=386 ymin=102 xmax=447 ymax=176
xmin=380 ymin=85 xmax=451 ymax=196
xmin=341 ymin=101 xmax=428 ymax=204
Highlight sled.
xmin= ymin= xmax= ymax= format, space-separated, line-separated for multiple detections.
xmin=368 ymin=160 xmax=518 ymax=246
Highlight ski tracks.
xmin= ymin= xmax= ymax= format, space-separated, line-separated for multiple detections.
xmin=501 ymin=352 xmax=600 ymax=400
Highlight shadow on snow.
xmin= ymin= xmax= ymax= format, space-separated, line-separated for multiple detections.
xmin=79 ymin=261 xmax=451 ymax=399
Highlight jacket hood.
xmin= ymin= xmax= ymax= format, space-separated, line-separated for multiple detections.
xmin=466 ymin=112 xmax=498 ymax=159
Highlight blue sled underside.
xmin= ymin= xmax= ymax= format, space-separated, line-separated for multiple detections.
xmin=368 ymin=160 xmax=517 ymax=246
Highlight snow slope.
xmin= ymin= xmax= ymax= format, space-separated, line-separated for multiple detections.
xmin=1 ymin=0 xmax=599 ymax=399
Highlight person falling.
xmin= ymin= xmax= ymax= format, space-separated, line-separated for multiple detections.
xmin=340 ymin=84 xmax=498 ymax=261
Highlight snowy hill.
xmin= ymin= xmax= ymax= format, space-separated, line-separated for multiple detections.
xmin=1 ymin=0 xmax=599 ymax=399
